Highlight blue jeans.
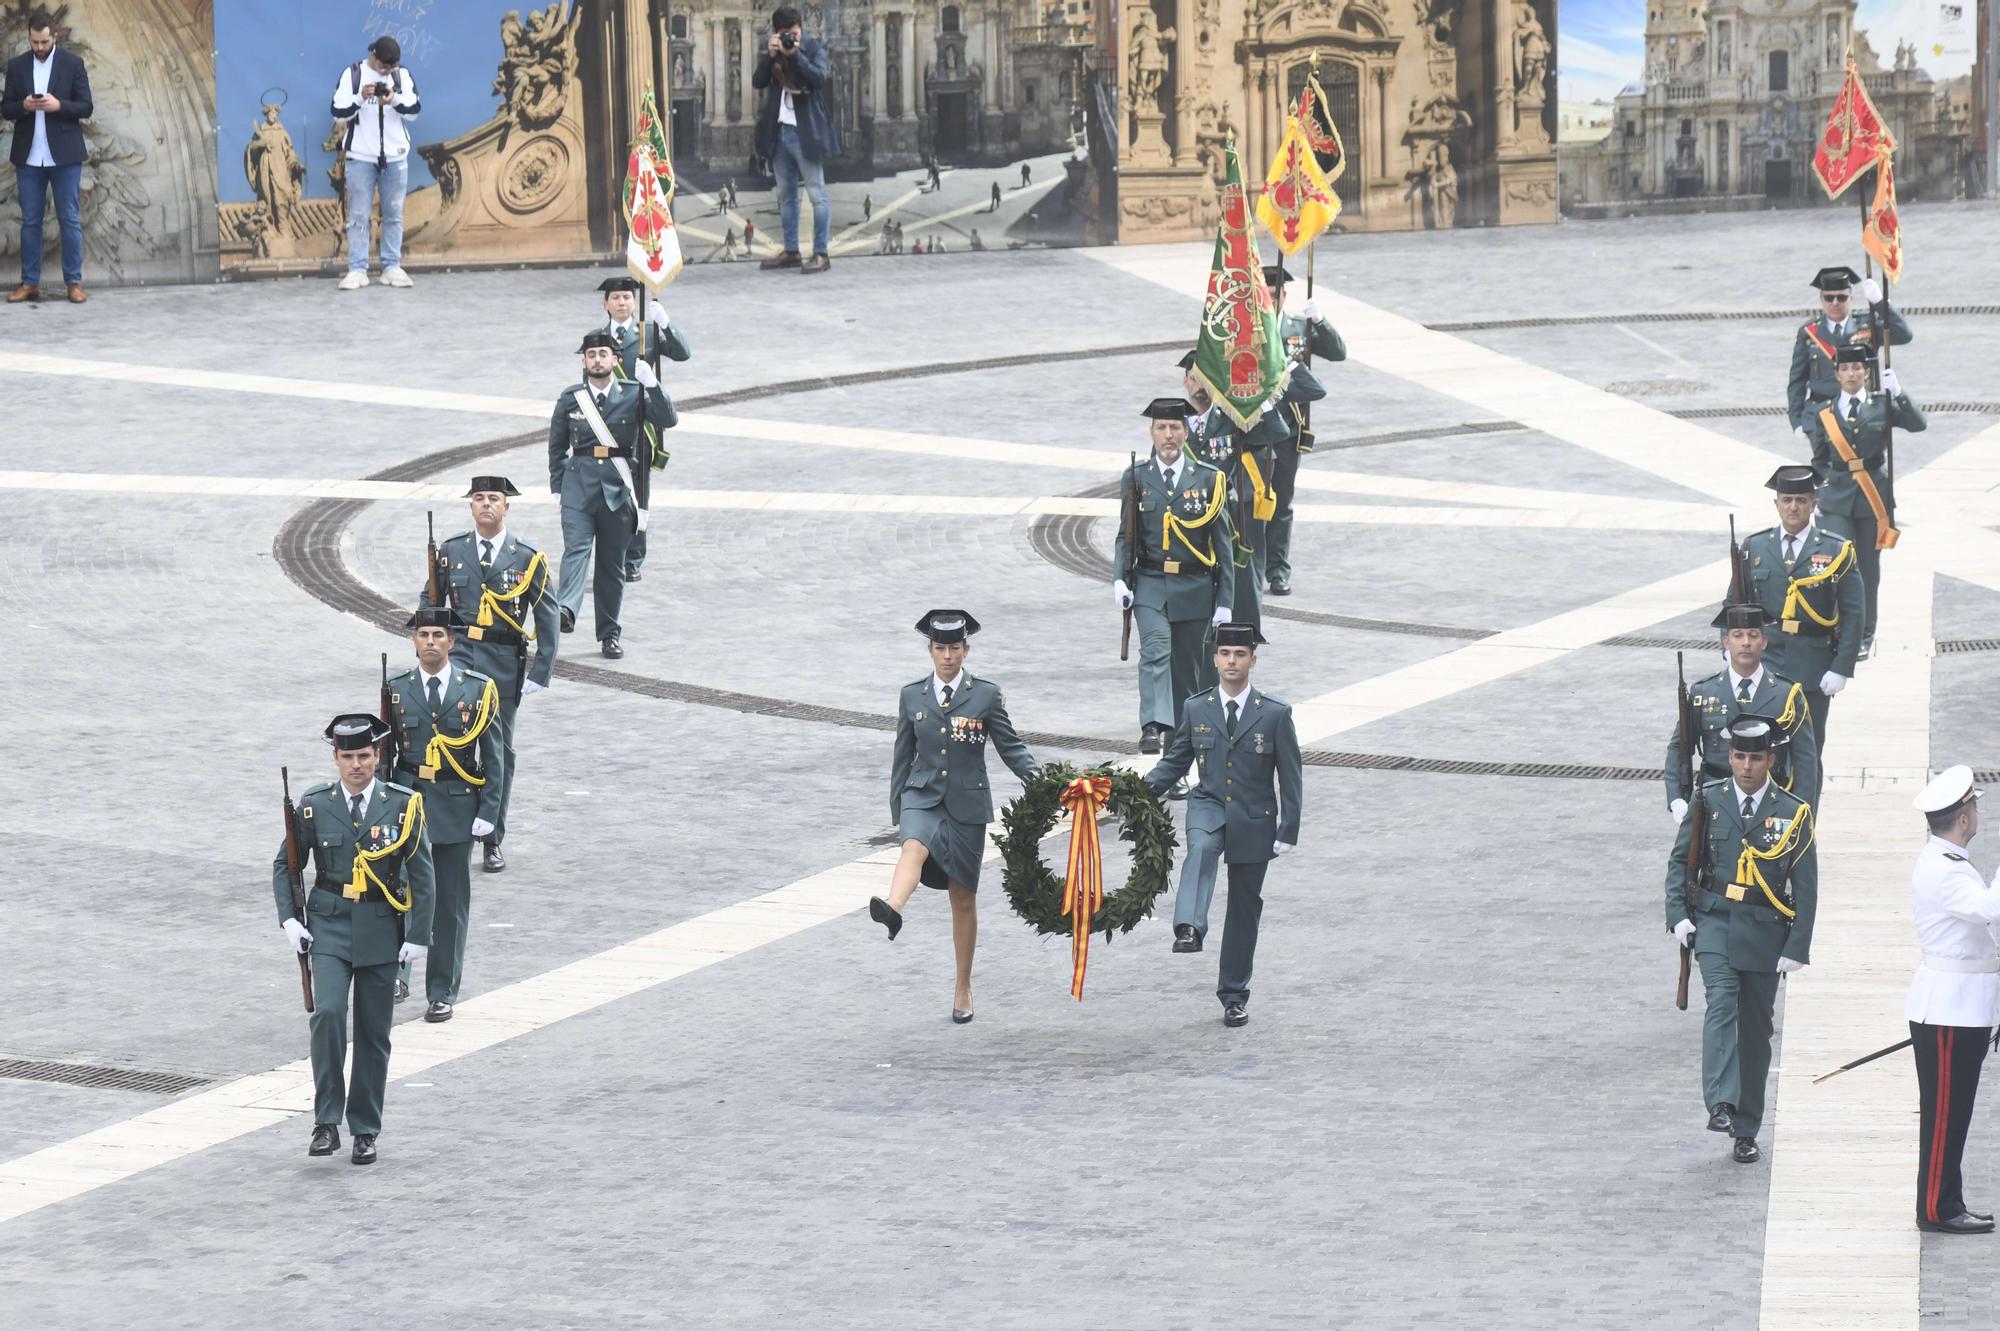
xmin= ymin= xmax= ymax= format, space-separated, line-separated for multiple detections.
xmin=772 ymin=124 xmax=830 ymax=255
xmin=16 ymin=161 xmax=83 ymax=286
xmin=345 ymin=156 xmax=409 ymax=271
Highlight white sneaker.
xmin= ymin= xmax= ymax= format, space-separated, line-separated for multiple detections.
xmin=380 ymin=267 xmax=413 ymax=288
xmin=338 ymin=270 xmax=370 ymax=290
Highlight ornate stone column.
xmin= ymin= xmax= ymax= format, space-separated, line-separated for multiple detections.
xmin=710 ymin=21 xmax=726 ymax=123
xmin=905 ymin=9 xmax=920 ymax=122
xmin=1172 ymin=0 xmax=1196 ymax=166
xmin=871 ymin=13 xmax=887 ymax=118
xmin=741 ymin=18 xmax=758 ymax=124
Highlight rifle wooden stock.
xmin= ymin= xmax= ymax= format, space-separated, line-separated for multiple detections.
xmin=425 ymin=510 xmax=449 ymax=609
xmin=1676 ymin=945 xmax=1691 ymax=1011
xmin=281 ymin=767 xmax=315 ymax=1014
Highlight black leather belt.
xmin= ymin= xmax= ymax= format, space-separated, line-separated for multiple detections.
xmin=461 ymin=624 xmax=525 ymax=647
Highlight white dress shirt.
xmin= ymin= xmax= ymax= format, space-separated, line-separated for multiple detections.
xmin=1837 ymin=390 xmax=1862 ymax=418
xmin=1216 ymin=682 xmax=1251 ymax=715
xmin=932 ymin=672 xmax=968 ymax=708
xmin=1778 ymin=523 xmax=1813 ymax=564
xmin=1157 ymin=457 xmax=1181 ymax=491
xmin=1727 ymin=665 xmax=1765 ymax=702
xmin=474 ymin=528 xmax=507 ymax=565
xmin=418 ymin=662 xmax=452 ymax=707
xmin=338 ymin=779 xmax=378 ymax=818
xmin=27 ymin=49 xmax=54 ymax=167
xmin=1906 ymin=836 xmax=2000 ymax=1027
xmin=1733 ymin=778 xmax=1772 ymax=819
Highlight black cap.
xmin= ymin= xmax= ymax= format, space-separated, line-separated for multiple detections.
xmin=1810 ymin=265 xmax=1860 ymax=291
xmin=1262 ymin=264 xmax=1292 ymax=288
xmin=915 ymin=609 xmax=980 ymax=644
xmin=1721 ymin=714 xmax=1784 ymax=754
xmin=597 ymin=277 xmax=641 ymax=294
xmin=1835 ymin=343 xmax=1875 ymax=365
xmin=577 ymin=331 xmax=620 ymax=353
xmin=1176 ymin=349 xmax=1197 ymax=370
xmin=326 ymin=713 xmax=392 ymax=750
xmin=1214 ymin=622 xmax=1263 ymax=649
xmin=1765 ymin=465 xmax=1817 ymax=496
xmin=1143 ymin=397 xmax=1196 ymax=421
xmin=465 ymin=475 xmax=521 ymax=497
xmin=407 ymin=606 xmax=461 ymax=632
xmin=1712 ymin=603 xmax=1775 ymax=631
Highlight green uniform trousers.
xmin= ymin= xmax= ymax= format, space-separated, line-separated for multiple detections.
xmin=556 ymin=490 xmax=636 ymax=643
xmin=1134 ymin=604 xmax=1211 ymax=730
xmin=1697 ymin=952 xmax=1780 ymax=1139
xmin=1265 ymin=448 xmax=1301 ymax=583
xmin=310 ymin=950 xmax=397 ymax=1136
xmin=398 ymin=841 xmax=472 ymax=1004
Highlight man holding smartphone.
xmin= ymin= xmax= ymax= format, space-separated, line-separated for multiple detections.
xmin=3 ymin=10 xmax=93 ymax=304
xmin=330 ymin=35 xmax=421 ymax=291
xmin=752 ymin=7 xmax=838 ymax=275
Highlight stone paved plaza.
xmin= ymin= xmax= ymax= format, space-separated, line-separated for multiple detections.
xmin=3 ymin=202 xmax=1999 ymax=1328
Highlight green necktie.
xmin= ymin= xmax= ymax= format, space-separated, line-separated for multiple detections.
xmin=1226 ymin=699 xmax=1239 ymax=740
xmin=1737 ymin=677 xmax=1752 ymax=704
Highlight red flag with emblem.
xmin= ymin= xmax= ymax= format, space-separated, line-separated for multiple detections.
xmin=1813 ymin=60 xmax=1895 ymax=198
xmin=624 ymin=90 xmax=683 ymax=293
xmin=1192 ymin=142 xmax=1290 ymax=430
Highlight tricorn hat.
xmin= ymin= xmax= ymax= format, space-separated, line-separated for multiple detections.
xmin=325 ymin=713 xmax=392 ymax=750
xmin=597 ymin=276 xmax=641 ymax=294
xmin=1810 ymin=265 xmax=1861 ymax=291
xmin=1176 ymin=349 xmax=1198 ymax=370
xmin=465 ymin=475 xmax=521 ymax=497
xmin=1721 ymin=714 xmax=1784 ymax=754
xmin=1765 ymin=465 xmax=1817 ymax=496
xmin=1712 ymin=602 xmax=1775 ymax=631
xmin=1262 ymin=263 xmax=1293 ymax=288
xmin=1835 ymin=343 xmax=1875 ymax=365
xmin=1142 ymin=397 xmax=1196 ymax=421
xmin=406 ymin=606 xmax=462 ymax=632
xmin=915 ymin=609 xmax=980 ymax=644
xmin=577 ymin=331 xmax=621 ymax=353
xmin=1214 ymin=622 xmax=1265 ymax=649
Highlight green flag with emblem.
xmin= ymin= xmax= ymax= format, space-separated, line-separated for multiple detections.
xmin=1191 ymin=141 xmax=1289 ymax=430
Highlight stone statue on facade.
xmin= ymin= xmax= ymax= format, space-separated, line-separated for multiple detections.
xmin=1512 ymin=0 xmax=1549 ymax=109
xmin=1127 ymin=6 xmax=1176 ymax=115
xmin=244 ymin=102 xmax=305 ymax=242
xmin=495 ymin=2 xmax=582 ymax=132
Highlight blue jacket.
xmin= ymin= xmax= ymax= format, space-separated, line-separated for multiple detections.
xmin=3 ymin=46 xmax=92 ymax=167
xmin=753 ymin=37 xmax=840 ymax=162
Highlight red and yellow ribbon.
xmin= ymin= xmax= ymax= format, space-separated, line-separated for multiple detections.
xmin=1060 ymin=776 xmax=1113 ymax=1000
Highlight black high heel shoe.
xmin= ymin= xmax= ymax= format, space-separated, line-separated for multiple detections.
xmin=951 ymin=1008 xmax=974 ymax=1024
xmin=868 ymin=896 xmax=903 ymax=940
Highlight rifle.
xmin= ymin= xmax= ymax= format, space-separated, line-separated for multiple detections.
xmin=379 ymin=653 xmax=401 ymax=778
xmin=281 ymin=767 xmax=315 ymax=1013
xmin=1675 ymin=652 xmax=1702 ymax=1011
xmin=425 ymin=511 xmax=450 ymax=610
xmin=1727 ymin=515 xmax=1751 ymax=604
xmin=1119 ymin=450 xmax=1138 ymax=661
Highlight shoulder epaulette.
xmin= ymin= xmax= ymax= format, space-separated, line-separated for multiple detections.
xmin=1770 ymin=785 xmax=1810 ymax=813
xmin=382 ymin=780 xmax=418 ymax=798
xmin=462 ymin=668 xmax=494 ymax=684
xmin=1696 ymin=670 xmax=1725 ymax=687
xmin=1945 ymin=851 xmax=1969 ymax=862
xmin=443 ymin=530 xmax=474 ymax=546
xmin=1702 ymin=776 xmax=1733 ymax=795
xmin=390 ymin=666 xmax=418 ymax=683
xmin=303 ymin=781 xmax=335 ymax=798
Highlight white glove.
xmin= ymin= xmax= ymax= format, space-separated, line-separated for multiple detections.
xmin=1819 ymin=671 xmax=1848 ymax=696
xmin=1670 ymin=798 xmax=1689 ymax=825
xmin=1857 ymin=277 xmax=1882 ymax=305
xmin=645 ymin=301 xmax=671 ymax=328
xmin=470 ymin=818 xmax=495 ymax=839
xmin=632 ymin=359 xmax=659 ymax=389
xmin=522 ymin=679 xmax=546 ymax=698
xmin=1113 ymin=579 xmax=1133 ymax=610
xmin=1301 ymin=298 xmax=1322 ymax=322
xmin=398 ymin=941 xmax=428 ymax=966
xmin=1211 ymin=606 xmax=1231 ymax=627
xmin=282 ymin=918 xmax=313 ymax=953
xmin=1792 ymin=426 xmax=1810 ymax=448
xmin=1673 ymin=919 xmax=1696 ymax=948
xmin=1880 ymin=368 xmax=1901 ymax=396
xmin=1776 ymin=956 xmax=1806 ymax=974
xmin=1273 ymin=841 xmax=1293 ymax=858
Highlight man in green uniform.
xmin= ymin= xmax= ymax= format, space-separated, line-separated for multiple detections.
xmin=1113 ymin=398 xmax=1235 ymax=754
xmin=595 ymin=277 xmax=691 ymax=583
xmin=386 ymin=607 xmax=505 ymax=1022
xmin=1804 ymin=343 xmax=1924 ymax=655
xmin=1667 ymin=602 xmax=1821 ymax=817
xmin=274 ymin=714 xmax=435 ymax=1164
xmin=422 ymin=475 xmax=559 ymax=874
xmin=1264 ymin=263 xmax=1347 ymax=598
xmin=1739 ymin=465 xmax=1863 ymax=752
xmin=1665 ymin=715 xmax=1818 ymax=1165
xmin=551 ymin=331 xmax=676 ymax=658
xmin=1786 ymin=264 xmax=1913 ymax=436
xmin=1144 ymin=623 xmax=1303 ymax=1028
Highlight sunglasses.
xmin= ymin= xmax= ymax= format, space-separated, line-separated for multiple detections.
xmin=1821 ymin=293 xmax=1850 ymax=302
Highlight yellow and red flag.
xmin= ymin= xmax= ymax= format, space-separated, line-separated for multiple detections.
xmin=1296 ymin=66 xmax=1348 ymax=185
xmin=1813 ymin=60 xmax=1895 ymax=198
xmin=1255 ymin=114 xmax=1339 ymax=255
xmin=1192 ymin=142 xmax=1290 ymax=430
xmin=624 ymin=90 xmax=683 ymax=293
xmin=1861 ymin=149 xmax=1903 ymax=281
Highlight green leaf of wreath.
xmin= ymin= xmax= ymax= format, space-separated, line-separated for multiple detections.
xmin=994 ymin=761 xmax=1179 ymax=939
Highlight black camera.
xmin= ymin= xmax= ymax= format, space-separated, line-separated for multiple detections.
xmin=779 ymin=31 xmax=798 ymax=50
xmin=367 ymin=82 xmax=391 ymax=97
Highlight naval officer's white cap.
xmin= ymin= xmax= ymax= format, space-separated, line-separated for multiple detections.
xmin=1914 ymin=765 xmax=1982 ymax=814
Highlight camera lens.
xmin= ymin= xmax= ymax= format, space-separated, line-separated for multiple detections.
xmin=781 ymin=32 xmax=797 ymax=48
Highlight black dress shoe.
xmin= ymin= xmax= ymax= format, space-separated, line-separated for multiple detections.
xmin=1732 ymin=1137 xmax=1761 ymax=1164
xmin=309 ymin=1124 xmax=341 ymax=1156
xmin=1172 ymin=924 xmax=1201 ymax=953
xmin=559 ymin=606 xmax=576 ymax=634
xmin=425 ymin=1001 xmax=453 ymax=1023
xmin=1268 ymin=574 xmax=1292 ymax=596
xmin=351 ymin=1134 xmax=378 ymax=1165
xmin=482 ymin=841 xmax=505 ymax=873
xmin=868 ymin=896 xmax=903 ymax=940
xmin=394 ymin=978 xmax=410 ymax=1003
xmin=1223 ymin=1001 xmax=1249 ymax=1027
xmin=1707 ymin=1104 xmax=1736 ymax=1134
xmin=625 ymin=566 xmax=642 ymax=582
xmin=1139 ymin=724 xmax=1163 ymax=755
xmin=1967 ymin=1209 xmax=1996 ymax=1223
xmin=1918 ymin=1211 xmax=1996 ymax=1234
xmin=601 ymin=637 xmax=624 ymax=659
xmin=951 ymin=1009 xmax=974 ymax=1024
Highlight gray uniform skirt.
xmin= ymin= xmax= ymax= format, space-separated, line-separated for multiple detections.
xmin=901 ymin=805 xmax=986 ymax=892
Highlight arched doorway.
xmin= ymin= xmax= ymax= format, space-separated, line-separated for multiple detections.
xmin=1285 ymin=60 xmax=1361 ymax=213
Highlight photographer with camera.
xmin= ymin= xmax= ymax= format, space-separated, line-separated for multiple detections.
xmin=752 ymin=7 xmax=838 ymax=276
xmin=330 ymin=35 xmax=421 ymax=291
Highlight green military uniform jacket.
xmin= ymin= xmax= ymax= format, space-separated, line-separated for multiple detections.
xmin=1191 ymin=365 xmax=1327 ymax=547
xmin=1804 ymin=387 xmax=1926 ymax=522
xmin=1144 ymin=686 xmax=1303 ymax=862
xmin=1665 ymin=778 xmax=1817 ymax=970
xmin=422 ymin=530 xmax=560 ymax=697
xmin=1277 ymin=313 xmax=1346 ymax=453
xmin=1112 ymin=452 xmax=1236 ymax=622
xmin=889 ymin=674 xmax=1037 ymax=824
xmin=1785 ymin=304 xmax=1913 ymax=429
xmin=547 ymin=379 xmax=677 ymax=509
xmin=386 ymin=665 xmax=506 ymax=845
xmin=1740 ymin=524 xmax=1864 ymax=683
xmin=273 ymin=780 xmax=436 ymax=968
xmin=603 ymin=316 xmax=692 ymax=375
xmin=1665 ymin=668 xmax=1820 ymax=807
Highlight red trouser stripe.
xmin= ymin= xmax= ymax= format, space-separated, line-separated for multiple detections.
xmin=1926 ymin=1027 xmax=1953 ymax=1222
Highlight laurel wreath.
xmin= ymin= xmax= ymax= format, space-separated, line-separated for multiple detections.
xmin=995 ymin=762 xmax=1179 ymax=938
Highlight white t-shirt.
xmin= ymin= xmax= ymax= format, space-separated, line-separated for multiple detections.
xmin=778 ymin=87 xmax=798 ymax=127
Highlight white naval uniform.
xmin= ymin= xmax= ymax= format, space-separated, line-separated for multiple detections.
xmin=1905 ymin=835 xmax=2000 ymax=1026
